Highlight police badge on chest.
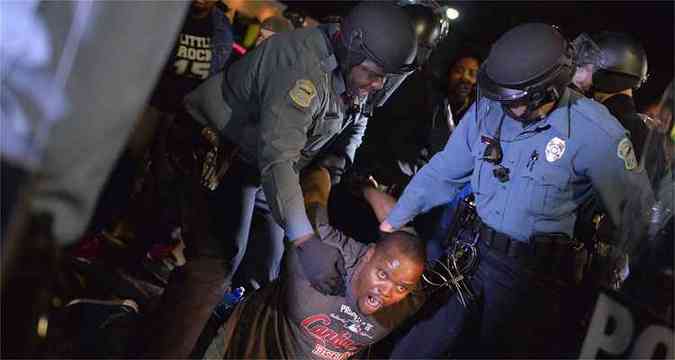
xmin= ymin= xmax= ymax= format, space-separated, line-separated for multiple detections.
xmin=545 ymin=137 xmax=566 ymax=162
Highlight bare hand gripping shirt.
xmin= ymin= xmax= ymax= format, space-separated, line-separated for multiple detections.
xmin=205 ymin=208 xmax=423 ymax=359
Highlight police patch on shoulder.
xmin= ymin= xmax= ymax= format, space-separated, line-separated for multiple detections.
xmin=545 ymin=137 xmax=566 ymax=162
xmin=289 ymin=79 xmax=317 ymax=109
xmin=617 ymin=137 xmax=637 ymax=171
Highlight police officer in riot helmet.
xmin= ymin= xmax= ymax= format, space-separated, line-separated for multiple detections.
xmin=572 ymin=31 xmax=648 ymax=96
xmin=335 ymin=2 xmax=417 ymax=100
xmin=570 ymin=34 xmax=651 ymax=292
xmin=327 ymin=2 xmax=449 ymax=245
xmin=234 ymin=2 xmax=419 ymax=294
xmin=142 ymin=3 xmax=417 ymax=358
xmin=477 ymin=24 xmax=575 ymax=124
xmin=401 ymin=2 xmax=447 ymax=67
xmin=311 ymin=2 xmax=418 ymax=186
xmin=354 ymin=2 xmax=449 ymax=175
xmin=380 ymin=23 xmax=652 ymax=358
xmin=368 ymin=2 xmax=448 ymax=109
xmin=572 ymin=31 xmax=649 ymax=157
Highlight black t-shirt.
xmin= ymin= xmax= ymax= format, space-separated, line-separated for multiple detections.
xmin=206 ymin=208 xmax=423 ymax=359
xmin=150 ymin=7 xmax=232 ymax=111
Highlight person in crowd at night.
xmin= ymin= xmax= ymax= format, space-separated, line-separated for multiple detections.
xmin=140 ymin=3 xmax=418 ymax=358
xmin=205 ymin=166 xmax=426 ymax=359
xmin=71 ymin=0 xmax=234 ymax=278
xmin=233 ymin=1 xmax=449 ymax=296
xmin=572 ymin=31 xmax=649 ymax=158
xmin=571 ymin=32 xmax=652 ymax=290
xmin=379 ymin=23 xmax=651 ymax=358
xmin=228 ymin=13 xmax=297 ymax=292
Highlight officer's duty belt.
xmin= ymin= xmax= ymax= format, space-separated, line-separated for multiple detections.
xmin=478 ymin=222 xmax=573 ymax=261
xmin=478 ymin=222 xmax=584 ymax=284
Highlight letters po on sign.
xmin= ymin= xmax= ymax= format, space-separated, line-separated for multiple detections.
xmin=579 ymin=292 xmax=673 ymax=359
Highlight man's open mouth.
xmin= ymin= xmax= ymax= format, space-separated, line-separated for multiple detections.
xmin=366 ymin=294 xmax=382 ymax=310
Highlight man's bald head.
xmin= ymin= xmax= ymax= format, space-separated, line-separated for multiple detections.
xmin=375 ymin=230 xmax=426 ymax=267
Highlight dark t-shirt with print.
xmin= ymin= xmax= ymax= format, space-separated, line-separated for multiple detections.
xmin=206 ymin=208 xmax=423 ymax=359
xmin=150 ymin=5 xmax=232 ymax=111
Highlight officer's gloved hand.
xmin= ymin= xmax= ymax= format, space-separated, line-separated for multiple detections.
xmin=295 ymin=235 xmax=346 ymax=296
xmin=315 ymin=154 xmax=347 ymax=185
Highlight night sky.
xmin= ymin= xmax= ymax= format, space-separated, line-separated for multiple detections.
xmin=282 ymin=0 xmax=674 ymax=108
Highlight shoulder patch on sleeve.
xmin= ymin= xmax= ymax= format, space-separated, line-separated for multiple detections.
xmin=289 ymin=79 xmax=317 ymax=109
xmin=617 ymin=137 xmax=638 ymax=171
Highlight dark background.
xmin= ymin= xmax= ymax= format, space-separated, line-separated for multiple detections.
xmin=283 ymin=0 xmax=674 ymax=108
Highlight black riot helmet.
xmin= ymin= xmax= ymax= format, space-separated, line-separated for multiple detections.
xmin=366 ymin=2 xmax=447 ymax=109
xmin=478 ymin=23 xmax=575 ymax=121
xmin=338 ymin=2 xmax=417 ymax=75
xmin=573 ymin=31 xmax=648 ymax=92
xmin=401 ymin=3 xmax=448 ymax=66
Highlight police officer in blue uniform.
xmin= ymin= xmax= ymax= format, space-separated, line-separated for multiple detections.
xmin=380 ymin=23 xmax=652 ymax=358
xmin=571 ymin=32 xmax=651 ymax=290
xmin=142 ymin=3 xmax=417 ymax=358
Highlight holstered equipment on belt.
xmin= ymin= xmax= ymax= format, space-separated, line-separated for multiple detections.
xmin=478 ymin=222 xmax=587 ymax=286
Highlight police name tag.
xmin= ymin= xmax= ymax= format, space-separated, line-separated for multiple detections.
xmin=289 ymin=79 xmax=317 ymax=109
xmin=617 ymin=137 xmax=637 ymax=171
xmin=545 ymin=137 xmax=566 ymax=162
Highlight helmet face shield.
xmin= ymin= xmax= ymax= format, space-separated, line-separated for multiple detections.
xmin=572 ymin=33 xmax=602 ymax=67
xmin=477 ymin=65 xmax=528 ymax=103
xmin=357 ymin=37 xmax=417 ymax=76
xmin=368 ymin=72 xmax=412 ymax=108
xmin=341 ymin=3 xmax=417 ymax=76
xmin=573 ymin=31 xmax=649 ymax=91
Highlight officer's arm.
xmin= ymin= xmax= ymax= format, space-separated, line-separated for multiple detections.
xmin=384 ymin=102 xmax=478 ymax=230
xmin=257 ymin=69 xmax=322 ymax=243
xmin=580 ymin=135 xmax=653 ymax=239
xmin=298 ymin=166 xmax=365 ymax=259
xmin=292 ymin=166 xmax=357 ymax=296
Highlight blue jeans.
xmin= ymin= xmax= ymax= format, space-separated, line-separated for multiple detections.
xmin=232 ymin=188 xmax=285 ymax=289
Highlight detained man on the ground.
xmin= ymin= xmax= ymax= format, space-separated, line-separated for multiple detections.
xmin=205 ymin=167 xmax=426 ymax=359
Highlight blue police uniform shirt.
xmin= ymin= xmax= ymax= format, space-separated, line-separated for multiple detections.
xmin=386 ymin=88 xmax=651 ymax=242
